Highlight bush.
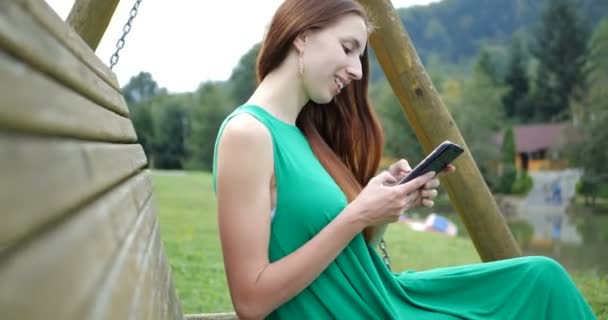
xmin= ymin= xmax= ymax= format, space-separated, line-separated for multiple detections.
xmin=600 ymin=183 xmax=608 ymax=198
xmin=577 ymin=177 xmax=608 ymax=205
xmin=577 ymin=178 xmax=598 ymax=196
xmin=511 ymin=171 xmax=534 ymax=195
xmin=498 ymin=126 xmax=517 ymax=194
xmin=499 ymin=164 xmax=518 ymax=193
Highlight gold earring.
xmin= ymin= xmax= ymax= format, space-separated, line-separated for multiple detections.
xmin=298 ymin=52 xmax=304 ymax=76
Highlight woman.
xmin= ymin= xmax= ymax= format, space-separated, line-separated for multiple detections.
xmin=212 ymin=0 xmax=597 ymax=319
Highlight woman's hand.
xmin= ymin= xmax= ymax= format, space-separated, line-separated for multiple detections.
xmin=348 ymin=170 xmax=437 ymax=227
xmin=386 ymin=158 xmax=412 ymax=183
xmin=386 ymin=159 xmax=456 ymax=209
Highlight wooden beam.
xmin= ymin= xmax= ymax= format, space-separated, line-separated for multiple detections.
xmin=356 ymin=0 xmax=521 ymax=261
xmin=66 ymin=0 xmax=120 ymax=51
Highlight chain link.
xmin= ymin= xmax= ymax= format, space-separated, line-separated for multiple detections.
xmin=379 ymin=238 xmax=392 ymax=271
xmin=109 ymin=0 xmax=143 ymax=70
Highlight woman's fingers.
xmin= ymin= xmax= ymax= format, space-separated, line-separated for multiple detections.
xmin=375 ymin=170 xmax=397 ymax=186
xmin=398 ymin=171 xmax=436 ymax=195
xmin=421 ymin=189 xmax=438 ymax=199
xmin=421 ymin=198 xmax=435 ymax=207
xmin=424 ymin=178 xmax=440 ymax=189
xmin=437 ymin=164 xmax=456 ymax=177
xmin=445 ymin=164 xmax=456 ymax=173
xmin=403 ymin=191 xmax=421 ymax=210
xmin=388 ymin=159 xmax=412 ymax=180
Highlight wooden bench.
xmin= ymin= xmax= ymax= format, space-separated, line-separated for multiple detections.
xmin=0 ymin=1 xmax=183 ymax=318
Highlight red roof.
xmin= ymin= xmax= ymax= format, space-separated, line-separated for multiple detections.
xmin=493 ymin=123 xmax=569 ymax=153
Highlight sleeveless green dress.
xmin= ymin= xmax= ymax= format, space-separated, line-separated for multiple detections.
xmin=212 ymin=105 xmax=596 ymax=319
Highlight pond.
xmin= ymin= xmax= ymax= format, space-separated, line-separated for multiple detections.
xmin=516 ymin=204 xmax=608 ymax=275
xmin=412 ymin=199 xmax=608 ymax=275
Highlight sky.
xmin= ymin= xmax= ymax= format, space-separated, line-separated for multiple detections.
xmin=46 ymin=0 xmax=441 ymax=93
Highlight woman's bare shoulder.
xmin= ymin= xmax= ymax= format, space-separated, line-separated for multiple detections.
xmin=217 ymin=113 xmax=273 ymax=175
xmin=219 ymin=113 xmax=272 ymax=149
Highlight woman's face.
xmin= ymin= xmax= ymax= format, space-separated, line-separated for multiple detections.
xmin=299 ymin=14 xmax=368 ymax=104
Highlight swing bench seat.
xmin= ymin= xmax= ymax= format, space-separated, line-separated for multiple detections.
xmin=0 ymin=2 xmax=245 ymax=319
xmin=0 ymin=1 xmax=183 ymax=318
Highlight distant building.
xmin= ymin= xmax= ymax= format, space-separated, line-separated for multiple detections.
xmin=493 ymin=123 xmax=570 ymax=171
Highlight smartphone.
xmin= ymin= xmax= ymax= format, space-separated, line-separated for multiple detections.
xmin=398 ymin=140 xmax=464 ymax=184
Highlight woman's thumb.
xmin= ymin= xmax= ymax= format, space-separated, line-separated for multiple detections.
xmin=376 ymin=170 xmax=397 ymax=186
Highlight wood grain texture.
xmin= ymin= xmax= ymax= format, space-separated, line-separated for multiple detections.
xmin=83 ymin=198 xmax=183 ymax=320
xmin=0 ymin=133 xmax=147 ymax=251
xmin=65 ymin=0 xmax=120 ymax=51
xmin=0 ymin=50 xmax=136 ymax=142
xmin=19 ymin=0 xmax=121 ymax=89
xmin=0 ymin=172 xmax=152 ymax=320
xmin=0 ymin=1 xmax=129 ymax=117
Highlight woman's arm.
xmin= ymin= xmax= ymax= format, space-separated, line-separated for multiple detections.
xmin=216 ymin=115 xmax=366 ymax=320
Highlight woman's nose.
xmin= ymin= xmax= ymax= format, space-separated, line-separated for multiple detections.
xmin=347 ymin=58 xmax=362 ymax=81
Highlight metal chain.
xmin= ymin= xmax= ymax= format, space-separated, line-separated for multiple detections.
xmin=379 ymin=238 xmax=392 ymax=271
xmin=109 ymin=0 xmax=143 ymax=70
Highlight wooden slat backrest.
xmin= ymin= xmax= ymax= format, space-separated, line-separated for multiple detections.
xmin=0 ymin=1 xmax=184 ymax=319
xmin=20 ymin=0 xmax=121 ymax=91
xmin=0 ymin=1 xmax=128 ymax=116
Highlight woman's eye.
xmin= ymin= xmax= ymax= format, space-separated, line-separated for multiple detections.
xmin=342 ymin=45 xmax=352 ymax=54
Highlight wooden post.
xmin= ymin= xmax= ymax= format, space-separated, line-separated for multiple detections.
xmin=356 ymin=0 xmax=521 ymax=261
xmin=66 ymin=0 xmax=120 ymax=51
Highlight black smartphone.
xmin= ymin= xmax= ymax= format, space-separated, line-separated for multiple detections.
xmin=398 ymin=140 xmax=464 ymax=184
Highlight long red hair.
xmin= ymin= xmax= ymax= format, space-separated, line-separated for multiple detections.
xmin=256 ymin=0 xmax=384 ymax=239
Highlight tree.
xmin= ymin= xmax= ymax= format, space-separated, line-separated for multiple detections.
xmin=371 ymin=80 xmax=424 ymax=164
xmin=229 ymin=43 xmax=261 ymax=105
xmin=588 ymin=18 xmax=608 ymax=84
xmin=499 ymin=126 xmax=517 ymax=193
xmin=154 ymin=103 xmax=189 ymax=169
xmin=185 ymin=82 xmax=235 ymax=170
xmin=530 ymin=0 xmax=590 ymax=122
xmin=476 ymin=48 xmax=502 ymax=86
xmin=502 ymin=37 xmax=532 ymax=122
xmin=130 ymin=105 xmax=155 ymax=165
xmin=122 ymin=71 xmax=166 ymax=105
xmin=564 ymin=18 xmax=608 ymax=204
xmin=122 ymin=72 xmax=167 ymax=163
xmin=449 ymin=53 xmax=506 ymax=191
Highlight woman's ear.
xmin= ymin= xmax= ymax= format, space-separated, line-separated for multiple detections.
xmin=293 ymin=31 xmax=309 ymax=53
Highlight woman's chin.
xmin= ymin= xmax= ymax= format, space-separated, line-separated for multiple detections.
xmin=310 ymin=92 xmax=336 ymax=105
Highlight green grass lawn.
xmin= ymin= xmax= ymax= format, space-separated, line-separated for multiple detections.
xmin=152 ymin=170 xmax=607 ymax=318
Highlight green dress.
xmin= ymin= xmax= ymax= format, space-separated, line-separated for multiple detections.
xmin=212 ymin=105 xmax=596 ymax=320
